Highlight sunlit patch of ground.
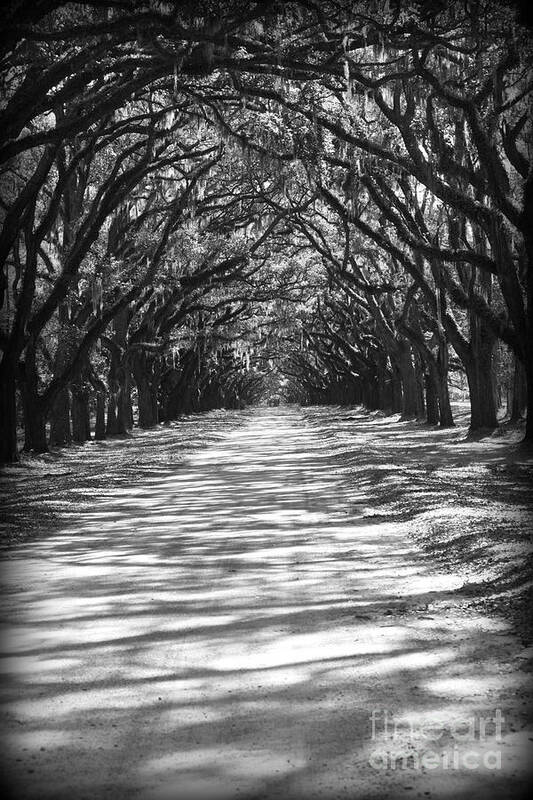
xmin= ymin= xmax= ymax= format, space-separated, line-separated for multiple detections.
xmin=301 ymin=404 xmax=533 ymax=645
xmin=0 ymin=409 xmax=250 ymax=548
xmin=1 ymin=405 xmax=532 ymax=800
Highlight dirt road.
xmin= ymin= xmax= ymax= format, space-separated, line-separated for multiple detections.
xmin=1 ymin=407 xmax=531 ymax=799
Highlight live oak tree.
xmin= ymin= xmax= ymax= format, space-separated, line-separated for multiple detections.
xmin=1 ymin=0 xmax=531 ymax=462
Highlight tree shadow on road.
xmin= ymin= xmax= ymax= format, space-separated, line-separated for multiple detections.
xmin=1 ymin=407 xmax=532 ymax=799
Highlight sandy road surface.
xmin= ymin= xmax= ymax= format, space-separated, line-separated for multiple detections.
xmin=1 ymin=407 xmax=531 ymax=799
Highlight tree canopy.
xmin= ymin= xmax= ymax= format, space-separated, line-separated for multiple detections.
xmin=1 ymin=0 xmax=532 ymax=462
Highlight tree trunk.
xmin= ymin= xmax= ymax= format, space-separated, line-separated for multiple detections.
xmin=104 ymin=307 xmax=133 ymax=434
xmin=95 ymin=392 xmax=106 ymax=440
xmin=105 ymin=344 xmax=131 ymax=435
xmin=363 ymin=371 xmax=379 ymax=410
xmin=435 ymin=345 xmax=454 ymax=427
xmin=151 ymin=374 xmax=159 ymax=422
xmin=376 ymin=358 xmax=389 ymax=411
xmin=390 ymin=362 xmax=403 ymax=414
xmin=467 ymin=312 xmax=498 ymax=432
xmin=491 ymin=344 xmax=502 ymax=413
xmin=49 ymin=387 xmax=72 ymax=445
xmin=23 ymin=398 xmax=48 ymax=453
xmin=510 ymin=356 xmax=527 ymax=422
xmin=414 ymin=355 xmax=426 ymax=418
xmin=71 ymin=385 xmax=91 ymax=443
xmin=525 ymin=338 xmax=533 ymax=442
xmin=116 ymin=362 xmax=132 ymax=433
xmin=137 ymin=377 xmax=158 ymax=428
xmin=424 ymin=371 xmax=439 ymax=425
xmin=445 ymin=291 xmax=498 ymax=434
xmin=49 ymin=303 xmax=73 ymax=446
xmin=464 ymin=353 xmax=498 ymax=431
xmin=132 ymin=351 xmax=160 ymax=429
xmin=418 ymin=346 xmax=454 ymax=428
xmin=398 ymin=344 xmax=419 ymax=418
xmin=106 ymin=392 xmax=119 ymax=435
xmin=22 ymin=337 xmax=48 ymax=453
xmin=0 ymin=362 xmax=19 ymax=463
xmin=519 ymin=171 xmax=533 ymax=443
xmin=105 ymin=345 xmax=121 ymax=435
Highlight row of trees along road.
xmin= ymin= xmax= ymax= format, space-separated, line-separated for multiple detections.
xmin=0 ymin=0 xmax=531 ymax=463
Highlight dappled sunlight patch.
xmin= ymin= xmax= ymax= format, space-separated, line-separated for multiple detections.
xmin=7 ymin=729 xmax=77 ymax=750
xmin=302 ymin=405 xmax=533 ymax=639
xmin=387 ymin=572 xmax=464 ymax=596
xmin=0 ymin=655 xmax=81 ymax=676
xmin=1 ymin=405 xmax=532 ymax=799
xmin=340 ymin=647 xmax=457 ymax=678
xmin=205 ymin=624 xmax=435 ymax=672
xmin=422 ymin=674 xmax=524 ymax=699
xmin=138 ymin=744 xmax=303 ymax=775
xmin=137 ymin=745 xmax=306 ymax=800
xmin=0 ymin=409 xmax=249 ymax=548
